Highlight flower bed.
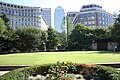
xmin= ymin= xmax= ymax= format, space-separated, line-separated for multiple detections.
xmin=0 ymin=62 xmax=120 ymax=80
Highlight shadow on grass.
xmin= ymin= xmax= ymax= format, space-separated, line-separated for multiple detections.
xmin=95 ymin=51 xmax=120 ymax=54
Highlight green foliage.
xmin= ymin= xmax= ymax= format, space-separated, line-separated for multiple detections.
xmin=0 ymin=64 xmax=52 ymax=80
xmin=68 ymin=24 xmax=94 ymax=50
xmin=0 ymin=14 xmax=10 ymax=30
xmin=92 ymin=28 xmax=109 ymax=39
xmin=108 ymin=24 xmax=120 ymax=43
xmin=0 ymin=18 xmax=7 ymax=35
xmin=1 ymin=62 xmax=120 ymax=80
xmin=93 ymin=65 xmax=120 ymax=80
xmin=56 ymin=31 xmax=67 ymax=50
xmin=107 ymin=14 xmax=120 ymax=43
xmin=0 ymin=18 xmax=16 ymax=53
xmin=115 ymin=14 xmax=120 ymax=24
xmin=66 ymin=16 xmax=74 ymax=36
xmin=15 ymin=26 xmax=42 ymax=52
xmin=46 ymin=26 xmax=60 ymax=50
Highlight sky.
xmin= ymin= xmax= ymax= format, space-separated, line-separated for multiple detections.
xmin=0 ymin=0 xmax=120 ymax=26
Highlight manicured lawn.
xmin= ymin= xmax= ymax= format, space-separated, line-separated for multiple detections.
xmin=0 ymin=51 xmax=120 ymax=65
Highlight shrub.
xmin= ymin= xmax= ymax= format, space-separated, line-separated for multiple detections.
xmin=0 ymin=64 xmax=52 ymax=80
xmin=93 ymin=65 xmax=120 ymax=80
xmin=1 ymin=62 xmax=120 ymax=80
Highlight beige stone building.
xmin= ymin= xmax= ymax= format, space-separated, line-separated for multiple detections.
xmin=92 ymin=39 xmax=119 ymax=51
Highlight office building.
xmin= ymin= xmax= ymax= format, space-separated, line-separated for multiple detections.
xmin=73 ymin=4 xmax=114 ymax=28
xmin=0 ymin=1 xmax=48 ymax=30
xmin=54 ymin=6 xmax=65 ymax=33
xmin=67 ymin=12 xmax=78 ymax=21
xmin=41 ymin=8 xmax=51 ymax=27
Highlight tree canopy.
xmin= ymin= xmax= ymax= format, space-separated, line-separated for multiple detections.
xmin=68 ymin=24 xmax=93 ymax=50
xmin=46 ymin=26 xmax=60 ymax=50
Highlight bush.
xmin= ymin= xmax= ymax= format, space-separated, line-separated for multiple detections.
xmin=0 ymin=62 xmax=120 ymax=80
xmin=93 ymin=65 xmax=120 ymax=80
xmin=0 ymin=64 xmax=52 ymax=80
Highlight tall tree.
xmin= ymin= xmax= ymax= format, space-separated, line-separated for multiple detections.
xmin=66 ymin=16 xmax=74 ymax=36
xmin=92 ymin=28 xmax=108 ymax=39
xmin=108 ymin=14 xmax=120 ymax=43
xmin=61 ymin=16 xmax=74 ymax=47
xmin=68 ymin=24 xmax=93 ymax=50
xmin=46 ymin=26 xmax=59 ymax=50
xmin=0 ymin=18 xmax=16 ymax=53
xmin=15 ymin=27 xmax=42 ymax=52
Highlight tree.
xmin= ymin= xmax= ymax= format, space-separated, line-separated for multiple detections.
xmin=0 ymin=14 xmax=11 ymax=30
xmin=60 ymin=16 xmax=74 ymax=48
xmin=68 ymin=24 xmax=93 ymax=50
xmin=38 ymin=30 xmax=47 ymax=51
xmin=46 ymin=26 xmax=60 ymax=50
xmin=66 ymin=16 xmax=74 ymax=36
xmin=92 ymin=28 xmax=108 ymax=39
xmin=57 ymin=31 xmax=67 ymax=49
xmin=0 ymin=18 xmax=7 ymax=35
xmin=108 ymin=14 xmax=120 ymax=43
xmin=15 ymin=27 xmax=42 ymax=52
xmin=0 ymin=18 xmax=16 ymax=53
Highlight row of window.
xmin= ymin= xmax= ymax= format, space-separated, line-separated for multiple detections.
xmin=0 ymin=10 xmax=39 ymax=17
xmin=10 ymin=17 xmax=40 ymax=22
xmin=80 ymin=12 xmax=113 ymax=18
xmin=0 ymin=2 xmax=39 ymax=9
xmin=11 ymin=21 xmax=40 ymax=27
xmin=81 ymin=21 xmax=113 ymax=26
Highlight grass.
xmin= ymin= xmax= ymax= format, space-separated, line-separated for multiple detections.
xmin=0 ymin=51 xmax=120 ymax=65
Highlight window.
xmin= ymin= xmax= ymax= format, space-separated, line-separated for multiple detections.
xmin=84 ymin=22 xmax=87 ymax=25
xmin=11 ymin=5 xmax=13 ymax=7
xmin=34 ymin=23 xmax=36 ymax=26
xmin=3 ymin=4 xmax=6 ymax=6
xmin=28 ymin=18 xmax=30 ymax=21
xmin=0 ymin=3 xmax=2 ymax=5
xmin=91 ymin=16 xmax=94 ymax=20
xmin=22 ymin=18 xmax=24 ymax=21
xmin=22 ymin=12 xmax=24 ymax=16
xmin=92 ymin=21 xmax=95 ymax=24
xmin=14 ymin=5 xmax=16 ymax=8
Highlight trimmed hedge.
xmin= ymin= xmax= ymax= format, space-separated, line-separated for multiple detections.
xmin=93 ymin=65 xmax=120 ymax=80
xmin=0 ymin=63 xmax=120 ymax=80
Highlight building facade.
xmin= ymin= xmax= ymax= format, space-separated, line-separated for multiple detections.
xmin=54 ymin=6 xmax=65 ymax=33
xmin=41 ymin=8 xmax=51 ymax=27
xmin=0 ymin=1 xmax=48 ymax=30
xmin=73 ymin=4 xmax=114 ymax=28
xmin=67 ymin=12 xmax=78 ymax=21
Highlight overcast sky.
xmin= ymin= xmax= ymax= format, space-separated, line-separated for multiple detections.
xmin=0 ymin=0 xmax=120 ymax=26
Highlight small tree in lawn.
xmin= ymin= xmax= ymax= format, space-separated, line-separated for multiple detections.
xmin=46 ymin=26 xmax=59 ymax=50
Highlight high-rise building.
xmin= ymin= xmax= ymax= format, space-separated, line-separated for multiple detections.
xmin=54 ymin=6 xmax=65 ymax=33
xmin=73 ymin=4 xmax=114 ymax=28
xmin=41 ymin=8 xmax=51 ymax=27
xmin=0 ymin=1 xmax=49 ymax=30
xmin=67 ymin=12 xmax=78 ymax=21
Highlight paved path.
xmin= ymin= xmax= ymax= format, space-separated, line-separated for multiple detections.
xmin=0 ymin=71 xmax=9 ymax=76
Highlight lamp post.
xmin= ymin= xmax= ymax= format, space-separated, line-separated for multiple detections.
xmin=43 ymin=42 xmax=46 ymax=51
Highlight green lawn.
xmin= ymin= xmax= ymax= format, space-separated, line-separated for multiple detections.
xmin=0 ymin=51 xmax=120 ymax=65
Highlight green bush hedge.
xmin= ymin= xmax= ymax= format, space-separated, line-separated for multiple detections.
xmin=93 ymin=65 xmax=120 ymax=80
xmin=0 ymin=62 xmax=120 ymax=80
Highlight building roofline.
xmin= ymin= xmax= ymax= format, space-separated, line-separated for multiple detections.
xmin=0 ymin=1 xmax=41 ymax=8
